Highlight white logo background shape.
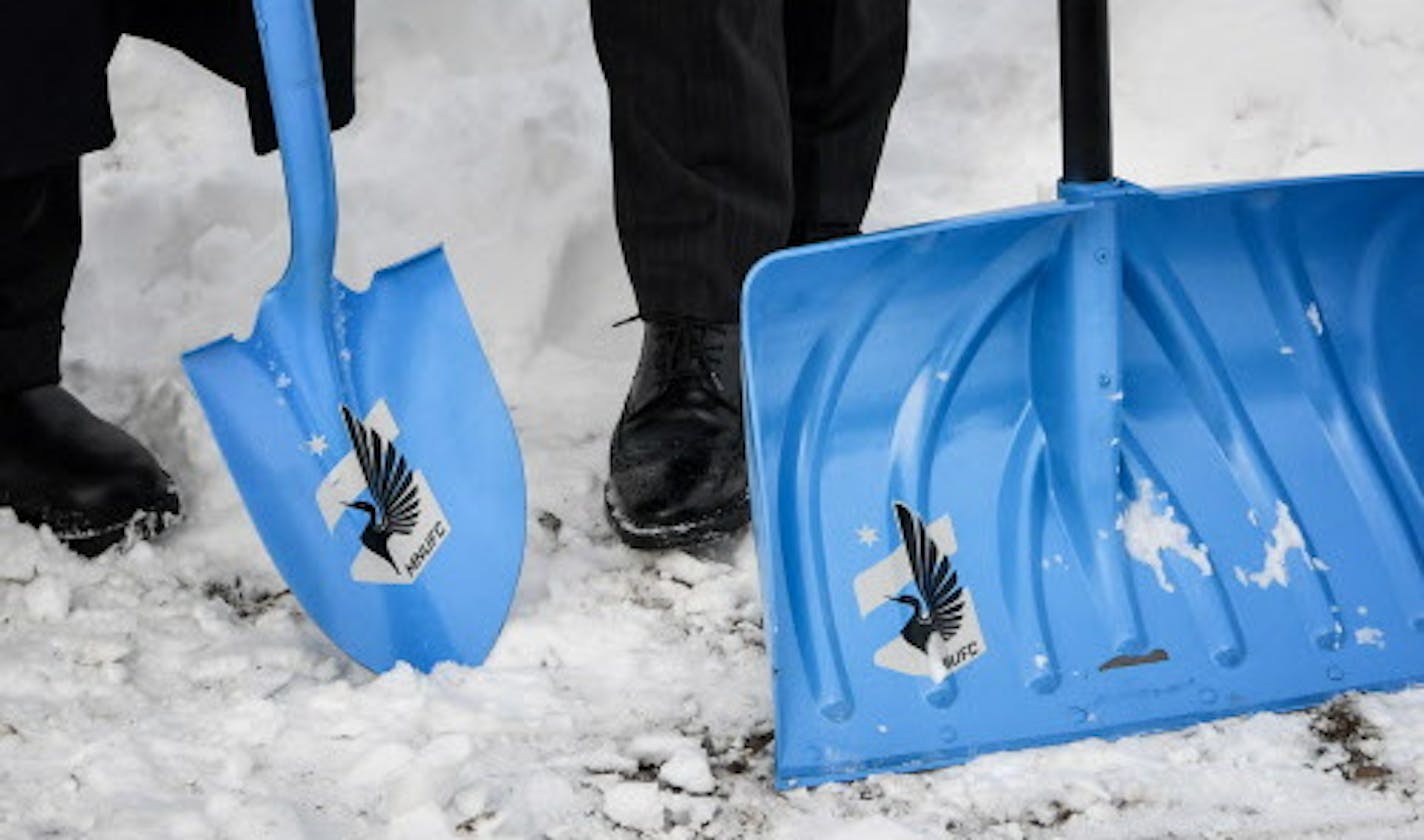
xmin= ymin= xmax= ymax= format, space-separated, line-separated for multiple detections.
xmin=854 ymin=515 xmax=988 ymax=680
xmin=314 ymin=400 xmax=451 ymax=585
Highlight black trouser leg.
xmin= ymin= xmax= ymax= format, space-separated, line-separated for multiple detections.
xmin=785 ymin=0 xmax=909 ymax=245
xmin=0 ymin=162 xmax=80 ymax=395
xmin=591 ymin=0 xmax=909 ymax=322
xmin=591 ymin=0 xmax=793 ymax=323
xmin=0 ymin=4 xmax=117 ymax=178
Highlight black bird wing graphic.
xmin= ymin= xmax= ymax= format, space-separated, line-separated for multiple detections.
xmin=341 ymin=405 xmax=420 ymax=536
xmin=893 ymin=502 xmax=966 ymax=643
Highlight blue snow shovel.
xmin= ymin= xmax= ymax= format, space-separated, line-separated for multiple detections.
xmin=744 ymin=0 xmax=1424 ymax=788
xmin=183 ymin=0 xmax=524 ymax=672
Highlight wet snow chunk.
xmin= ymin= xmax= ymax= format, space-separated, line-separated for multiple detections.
xmin=1119 ymin=479 xmax=1212 ymax=593
xmin=24 ymin=575 xmax=71 ymax=622
xmin=1356 ymin=627 xmax=1386 ymax=648
xmin=659 ymin=748 xmax=716 ymax=795
xmin=1306 ymin=302 xmax=1325 ymax=336
xmin=1239 ymin=501 xmax=1307 ymax=589
xmin=628 ymin=734 xmax=698 ymax=764
xmin=603 ymin=782 xmax=665 ymax=832
xmin=343 ymin=743 xmax=416 ymax=789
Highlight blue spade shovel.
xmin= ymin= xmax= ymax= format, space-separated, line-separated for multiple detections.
xmin=183 ymin=0 xmax=525 ymax=672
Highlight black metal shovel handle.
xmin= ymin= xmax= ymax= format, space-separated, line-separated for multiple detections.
xmin=1059 ymin=0 xmax=1113 ymax=183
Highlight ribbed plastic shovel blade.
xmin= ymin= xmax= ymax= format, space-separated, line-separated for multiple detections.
xmin=184 ymin=248 xmax=525 ymax=672
xmin=743 ymin=173 xmax=1424 ymax=788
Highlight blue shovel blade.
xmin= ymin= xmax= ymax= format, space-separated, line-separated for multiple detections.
xmin=184 ymin=247 xmax=525 ymax=672
xmin=743 ymin=172 xmax=1424 ymax=787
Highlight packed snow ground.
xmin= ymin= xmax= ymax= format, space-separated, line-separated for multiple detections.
xmin=5 ymin=0 xmax=1424 ymax=837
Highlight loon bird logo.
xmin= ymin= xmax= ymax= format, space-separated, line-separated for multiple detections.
xmin=341 ymin=405 xmax=421 ymax=576
xmin=853 ymin=502 xmax=988 ymax=681
xmin=316 ymin=401 xmax=451 ymax=585
xmin=888 ymin=501 xmax=967 ymax=654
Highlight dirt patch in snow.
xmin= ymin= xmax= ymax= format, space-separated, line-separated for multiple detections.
xmin=202 ymin=575 xmax=293 ymax=621
xmin=1309 ymin=696 xmax=1393 ymax=789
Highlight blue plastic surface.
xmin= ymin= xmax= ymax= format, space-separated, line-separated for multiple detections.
xmin=182 ymin=0 xmax=524 ymax=672
xmin=742 ymin=173 xmax=1424 ymax=787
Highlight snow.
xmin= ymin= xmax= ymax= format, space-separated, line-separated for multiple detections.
xmin=660 ymin=750 xmax=717 ymax=796
xmin=1357 ymin=627 xmax=1387 ymax=649
xmin=3 ymin=0 xmax=1424 ymax=837
xmin=603 ymin=783 xmax=666 ymax=833
xmin=1240 ymin=500 xmax=1310 ymax=590
xmin=22 ymin=574 xmax=72 ymax=622
xmin=627 ymin=733 xmax=720 ymax=796
xmin=1307 ymin=301 xmax=1326 ymax=336
xmin=1119 ymin=478 xmax=1213 ymax=594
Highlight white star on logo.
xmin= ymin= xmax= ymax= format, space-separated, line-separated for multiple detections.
xmin=305 ymin=435 xmax=329 ymax=456
xmin=856 ymin=526 xmax=879 ymax=546
xmin=275 ymin=373 xmax=292 ymax=389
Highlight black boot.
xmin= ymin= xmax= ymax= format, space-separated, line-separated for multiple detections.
xmin=0 ymin=385 xmax=181 ymax=556
xmin=606 ymin=318 xmax=750 ymax=549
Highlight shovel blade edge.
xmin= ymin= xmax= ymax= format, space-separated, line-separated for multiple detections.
xmin=743 ymin=172 xmax=1424 ymax=787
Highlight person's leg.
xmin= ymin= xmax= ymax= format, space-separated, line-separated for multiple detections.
xmin=0 ymin=164 xmax=79 ymax=395
xmin=591 ymin=0 xmax=793 ymax=324
xmin=784 ymin=0 xmax=909 ymax=245
xmin=591 ymin=0 xmax=792 ymax=546
xmin=0 ymin=5 xmax=181 ymax=556
xmin=0 ymin=162 xmax=180 ymax=556
xmin=0 ymin=4 xmax=119 ymax=178
xmin=0 ymin=1 xmax=356 ymax=557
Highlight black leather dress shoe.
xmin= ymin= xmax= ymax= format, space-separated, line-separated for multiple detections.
xmin=606 ymin=318 xmax=750 ymax=549
xmin=0 ymin=385 xmax=181 ymax=556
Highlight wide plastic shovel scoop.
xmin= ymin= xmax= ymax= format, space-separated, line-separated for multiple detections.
xmin=183 ymin=0 xmax=524 ymax=672
xmin=743 ymin=0 xmax=1424 ymax=787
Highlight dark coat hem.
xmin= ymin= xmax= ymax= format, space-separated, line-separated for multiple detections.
xmin=1 ymin=1 xmax=355 ymax=178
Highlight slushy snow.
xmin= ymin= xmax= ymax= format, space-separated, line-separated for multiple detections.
xmin=4 ymin=0 xmax=1424 ymax=837
xmin=1240 ymin=500 xmax=1310 ymax=590
xmin=602 ymin=783 xmax=665 ymax=833
xmin=1119 ymin=478 xmax=1213 ymax=594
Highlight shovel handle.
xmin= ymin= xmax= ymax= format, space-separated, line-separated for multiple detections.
xmin=1059 ymin=0 xmax=1113 ymax=183
xmin=252 ymin=0 xmax=340 ymax=284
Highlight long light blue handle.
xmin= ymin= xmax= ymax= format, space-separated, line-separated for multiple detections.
xmin=253 ymin=0 xmax=339 ymax=289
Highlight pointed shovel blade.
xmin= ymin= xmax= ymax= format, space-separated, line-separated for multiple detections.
xmin=184 ymin=248 xmax=524 ymax=672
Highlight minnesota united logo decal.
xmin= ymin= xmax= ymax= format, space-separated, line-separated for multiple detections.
xmin=313 ymin=401 xmax=451 ymax=584
xmin=853 ymin=503 xmax=988 ymax=681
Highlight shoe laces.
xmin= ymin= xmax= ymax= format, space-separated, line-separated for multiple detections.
xmin=615 ymin=315 xmax=733 ymax=403
xmin=665 ymin=320 xmax=728 ymax=391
